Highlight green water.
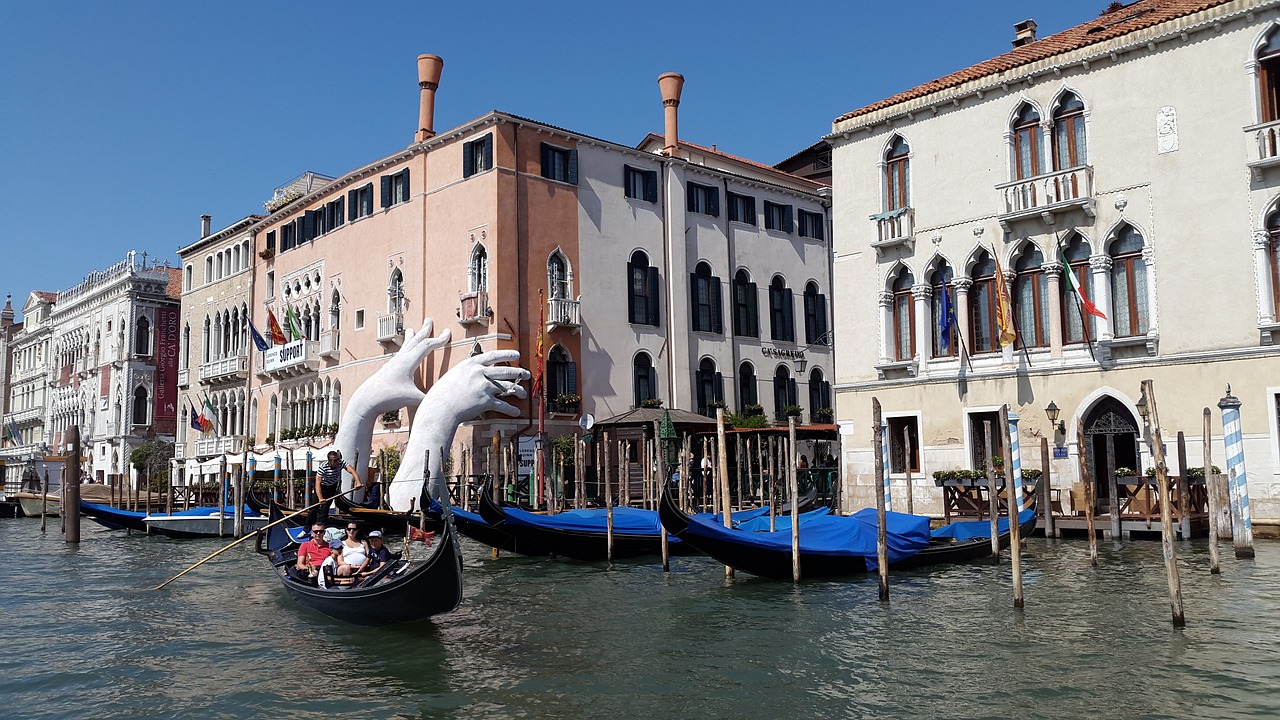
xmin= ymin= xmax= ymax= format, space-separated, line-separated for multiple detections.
xmin=2 ymin=517 xmax=1278 ymax=719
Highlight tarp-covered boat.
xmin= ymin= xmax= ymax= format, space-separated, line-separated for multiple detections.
xmin=79 ymin=500 xmax=150 ymax=532
xmin=143 ymin=506 xmax=268 ymax=539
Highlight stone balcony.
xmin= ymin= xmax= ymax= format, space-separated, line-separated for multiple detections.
xmin=458 ymin=291 xmax=491 ymax=326
xmin=195 ymin=436 xmax=244 ymax=457
xmin=177 ymin=368 xmax=189 ymax=389
xmin=996 ymin=165 xmax=1095 ymax=230
xmin=199 ymin=353 xmax=249 ymax=386
xmin=1246 ymin=119 xmax=1280 ymax=178
xmin=259 ymin=339 xmax=319 ymax=378
xmin=377 ymin=312 xmax=404 ymax=344
xmin=320 ymin=330 xmax=340 ymax=359
xmin=870 ymin=208 xmax=914 ymax=257
xmin=547 ymin=297 xmax=581 ymax=332
xmin=5 ymin=407 xmax=42 ymax=426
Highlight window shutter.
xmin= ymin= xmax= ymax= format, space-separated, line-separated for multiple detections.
xmin=380 ymin=176 xmax=392 ymax=208
xmin=626 ymin=261 xmax=636 ymax=323
xmin=714 ymin=372 xmax=724 ymax=404
xmin=363 ymin=184 xmax=373 ymax=216
xmin=783 ymin=205 xmax=794 ymax=234
xmin=784 ymin=288 xmax=795 ymax=341
xmin=567 ymin=149 xmax=578 ymax=185
xmin=788 ymin=378 xmax=798 ymax=406
xmin=822 ymin=381 xmax=831 ymax=409
xmin=463 ymin=140 xmax=475 ymax=178
xmin=710 ymin=278 xmax=723 ymax=334
xmin=647 ymin=365 xmax=657 ymax=400
xmin=645 ymin=171 xmax=657 ymax=203
xmin=747 ymin=282 xmax=759 ymax=337
xmin=709 ymin=187 xmax=720 ymax=217
xmin=347 ymin=190 xmax=357 ymax=221
xmin=646 ymin=266 xmax=660 ymax=326
xmin=689 ymin=273 xmax=699 ymax=329
xmin=483 ymin=134 xmax=493 ymax=171
xmin=816 ymin=293 xmax=828 ymax=340
xmin=687 ymin=187 xmax=697 ymax=213
xmin=694 ymin=369 xmax=704 ymax=408
xmin=335 ymin=197 xmax=344 ymax=225
xmin=566 ymin=361 xmax=577 ymax=397
xmin=401 ymin=169 xmax=410 ymax=200
xmin=540 ymin=143 xmax=551 ymax=179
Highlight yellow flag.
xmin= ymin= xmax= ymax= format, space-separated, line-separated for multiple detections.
xmin=993 ymin=252 xmax=1017 ymax=348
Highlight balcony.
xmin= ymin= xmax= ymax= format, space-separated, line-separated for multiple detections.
xmin=260 ymin=339 xmax=319 ymax=378
xmin=458 ymin=291 xmax=491 ymax=326
xmin=1246 ymin=119 xmax=1280 ymax=177
xmin=377 ymin=312 xmax=404 ymax=344
xmin=174 ymin=442 xmax=186 ymax=459
xmin=195 ymin=436 xmax=244 ymax=457
xmin=177 ymin=368 xmax=189 ymax=388
xmin=547 ymin=296 xmax=581 ymax=333
xmin=13 ymin=365 xmax=45 ymax=383
xmin=199 ymin=353 xmax=249 ymax=385
xmin=870 ymin=208 xmax=914 ymax=257
xmin=996 ymin=165 xmax=1095 ymax=230
xmin=320 ymin=330 xmax=340 ymax=359
xmin=5 ymin=407 xmax=42 ymax=425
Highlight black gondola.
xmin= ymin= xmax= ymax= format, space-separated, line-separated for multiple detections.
xmin=79 ymin=500 xmax=150 ymax=532
xmin=431 ymin=501 xmax=548 ymax=556
xmin=257 ymin=502 xmax=462 ymax=625
xmin=659 ymin=486 xmax=1036 ymax=580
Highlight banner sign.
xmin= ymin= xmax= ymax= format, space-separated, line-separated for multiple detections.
xmin=154 ymin=308 xmax=179 ymax=420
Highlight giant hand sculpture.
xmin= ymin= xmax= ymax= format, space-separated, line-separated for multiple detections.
xmin=389 ymin=349 xmax=530 ymax=511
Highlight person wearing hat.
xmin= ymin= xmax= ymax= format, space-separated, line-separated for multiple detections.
xmin=364 ymin=530 xmax=394 ymax=572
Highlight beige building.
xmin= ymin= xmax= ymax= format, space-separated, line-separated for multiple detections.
xmin=829 ymin=0 xmax=1280 ymax=520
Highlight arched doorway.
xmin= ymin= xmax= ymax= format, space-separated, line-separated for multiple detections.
xmin=1083 ymin=396 xmax=1141 ymax=506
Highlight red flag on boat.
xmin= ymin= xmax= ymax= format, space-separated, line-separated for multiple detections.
xmin=408 ymin=526 xmax=436 ymax=545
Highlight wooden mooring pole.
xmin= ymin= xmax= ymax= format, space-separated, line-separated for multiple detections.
xmin=872 ymin=398 xmax=889 ymax=601
xmin=717 ymin=409 xmax=734 ymax=580
xmin=787 ymin=416 xmax=800 ymax=584
xmin=983 ymin=421 xmax=999 ymax=563
xmin=1000 ymin=405 xmax=1023 ymax=609
xmin=1140 ymin=379 xmax=1185 ymax=627
xmin=1040 ymin=436 xmax=1055 ymax=538
xmin=902 ymin=426 xmax=914 ymax=516
xmin=1203 ymin=408 xmax=1221 ymax=574
xmin=1077 ymin=418 xmax=1099 ymax=566
xmin=604 ymin=431 xmax=614 ymax=564
xmin=64 ymin=426 xmax=81 ymax=544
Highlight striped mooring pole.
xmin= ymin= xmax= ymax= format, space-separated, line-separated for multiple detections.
xmin=1217 ymin=385 xmax=1255 ymax=558
xmin=1007 ymin=409 xmax=1026 ymax=515
xmin=880 ymin=420 xmax=892 ymax=512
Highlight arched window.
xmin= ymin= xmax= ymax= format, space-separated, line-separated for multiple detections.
xmin=891 ymin=268 xmax=915 ymax=361
xmin=329 ymin=290 xmax=341 ymax=330
xmin=803 ymin=281 xmax=828 ymax=345
xmin=135 ymin=316 xmax=151 ymax=356
xmin=690 ymin=262 xmax=722 ymax=333
xmin=738 ymin=362 xmax=758 ymax=409
xmin=132 ymin=386 xmax=149 ymax=426
xmin=930 ymin=262 xmax=956 ymax=357
xmin=310 ymin=301 xmax=321 ymax=341
xmin=1110 ymin=225 xmax=1149 ymax=338
xmin=633 ymin=352 xmax=657 ymax=407
xmin=773 ymin=366 xmax=797 ymax=419
xmin=181 ymin=323 xmax=190 ymax=369
xmin=1061 ymin=234 xmax=1096 ymax=344
xmin=268 ymin=393 xmax=278 ymax=438
xmin=470 ymin=245 xmax=488 ymax=292
xmin=1052 ymin=92 xmax=1087 ymax=170
xmin=694 ymin=358 xmax=722 ymax=416
xmin=1012 ymin=103 xmax=1041 ymax=180
xmin=1260 ymin=28 xmax=1280 ymax=123
xmin=885 ymin=136 xmax=910 ymax=211
xmin=808 ymin=368 xmax=830 ymax=423
xmin=388 ymin=268 xmax=405 ymax=314
xmin=733 ymin=270 xmax=758 ymax=338
xmin=202 ymin=316 xmax=211 ymax=363
xmin=769 ymin=276 xmax=794 ymax=342
xmin=970 ymin=251 xmax=999 ymax=354
xmin=184 ymin=264 xmax=192 ymax=290
xmin=548 ymin=252 xmax=570 ymax=300
xmin=1013 ymin=245 xmax=1048 ymax=349
xmin=546 ymin=346 xmax=576 ymax=408
xmin=627 ymin=251 xmax=659 ymax=326
xmin=1266 ymin=210 xmax=1280 ymax=318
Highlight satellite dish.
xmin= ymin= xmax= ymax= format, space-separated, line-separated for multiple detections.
xmin=580 ymin=413 xmax=595 ymax=431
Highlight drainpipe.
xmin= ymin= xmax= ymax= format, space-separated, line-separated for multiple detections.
xmin=722 ymin=177 xmax=739 ymax=410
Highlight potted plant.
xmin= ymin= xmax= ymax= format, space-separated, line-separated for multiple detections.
xmin=1115 ymin=466 xmax=1135 ymax=477
xmin=264 ymin=433 xmax=275 ymax=446
xmin=742 ymin=403 xmax=764 ymax=417
xmin=813 ymin=407 xmax=834 ymax=424
xmin=381 ymin=410 xmax=400 ymax=425
xmin=783 ymin=404 xmax=803 ymax=418
xmin=258 ymin=247 xmax=275 ymax=260
xmin=554 ymin=393 xmax=581 ymax=408
xmin=640 ymin=398 xmax=664 ymax=409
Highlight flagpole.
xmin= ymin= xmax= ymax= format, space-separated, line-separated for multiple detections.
xmin=1053 ymin=233 xmax=1099 ymax=361
xmin=536 ymin=289 xmax=546 ymax=511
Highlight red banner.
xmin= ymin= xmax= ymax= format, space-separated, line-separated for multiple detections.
xmin=100 ymin=364 xmax=110 ymax=398
xmin=154 ymin=308 xmax=179 ymax=420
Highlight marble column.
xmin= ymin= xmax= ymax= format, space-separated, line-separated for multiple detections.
xmin=1043 ymin=261 xmax=1064 ymax=358
xmin=912 ymin=283 xmax=933 ymax=371
xmin=953 ymin=278 xmax=973 ymax=358
xmin=1089 ymin=255 xmax=1113 ymax=340
xmin=877 ymin=291 xmax=893 ymax=364
xmin=1254 ymin=231 xmax=1274 ymax=324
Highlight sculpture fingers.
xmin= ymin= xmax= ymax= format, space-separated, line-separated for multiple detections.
xmin=402 ymin=318 xmax=434 ymax=348
xmin=484 ymin=366 xmax=531 ymax=382
xmin=470 ymin=349 xmax=522 ymax=367
xmin=480 ymin=396 xmax=523 ymax=417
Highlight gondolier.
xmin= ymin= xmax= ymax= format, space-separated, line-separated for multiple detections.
xmin=315 ymin=450 xmax=363 ymax=503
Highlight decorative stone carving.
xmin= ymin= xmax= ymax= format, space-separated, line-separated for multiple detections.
xmin=1156 ymin=106 xmax=1178 ymax=154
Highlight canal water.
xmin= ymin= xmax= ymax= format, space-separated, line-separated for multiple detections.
xmin=3 ymin=517 xmax=1278 ymax=719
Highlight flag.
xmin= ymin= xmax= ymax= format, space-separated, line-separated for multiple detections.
xmin=408 ymin=526 xmax=436 ymax=544
xmin=1063 ymin=262 xmax=1107 ymax=319
xmin=285 ymin=305 xmax=302 ymax=341
xmin=248 ymin=318 xmax=270 ymax=351
xmin=189 ymin=401 xmax=203 ymax=432
xmin=3 ymin=418 xmax=18 ymax=446
xmin=266 ymin=308 xmax=288 ymax=345
xmin=992 ymin=251 xmax=1016 ymax=348
xmin=532 ymin=289 xmax=545 ymax=398
xmin=203 ymin=396 xmax=220 ymax=434
xmin=938 ymin=282 xmax=955 ymax=351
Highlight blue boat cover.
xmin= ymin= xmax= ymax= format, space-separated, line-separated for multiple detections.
xmin=930 ymin=507 xmax=1037 ymax=542
xmin=80 ymin=500 xmax=145 ymax=519
xmin=501 ymin=505 xmax=666 ymax=534
xmin=731 ymin=507 xmax=831 ymax=533
xmin=80 ymin=502 xmax=260 ymax=519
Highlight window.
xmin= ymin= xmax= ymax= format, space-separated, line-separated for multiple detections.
xmin=738 ymin=362 xmax=758 ymax=409
xmin=1012 ymin=103 xmax=1042 ymax=180
xmin=265 ymin=231 xmax=276 ymax=256
xmin=687 ymin=182 xmax=719 ymax=216
xmin=1052 ymin=92 xmax=1087 ymax=170
xmin=540 ymin=143 xmax=577 ymax=184
xmin=1061 ymin=234 xmax=1096 ymax=345
xmin=808 ymin=368 xmax=831 ymax=423
xmin=135 ymin=316 xmax=152 ymax=356
xmin=281 ymin=222 xmax=297 ymax=252
xmin=266 ymin=271 xmax=275 ymax=299
xmin=628 ymin=251 xmax=660 ymax=326
xmin=132 ymin=386 xmax=149 ymax=426
xmin=624 ymin=166 xmax=657 ymax=202
xmin=884 ymin=136 xmax=910 ymax=211
xmin=764 ymin=201 xmax=793 ymax=232
xmin=381 ymin=168 xmax=410 ymax=208
xmin=769 ymin=277 xmax=795 ymax=342
xmin=633 ymin=353 xmax=657 ymax=407
xmin=969 ymin=411 xmax=1004 ymax=471
xmin=329 ymin=291 xmax=341 ymax=330
xmin=694 ymin=358 xmax=723 ymax=416
xmin=798 ymin=209 xmax=824 ymax=240
xmin=1109 ymin=225 xmax=1149 ymax=338
xmin=388 ymin=269 xmax=405 ymax=314
xmin=1265 ymin=211 xmax=1280 ymax=321
xmin=733 ymin=270 xmax=759 ymax=338
xmin=548 ymin=252 xmax=570 ymax=300
xmin=728 ymin=192 xmax=756 ymax=225
xmin=690 ymin=262 xmax=723 ymax=334
xmin=930 ymin=263 xmax=957 ymax=357
xmin=181 ymin=323 xmax=190 ymax=369
xmin=354 ymin=309 xmax=365 ymax=330
xmin=546 ymin=346 xmax=576 ymax=406
xmin=1013 ymin=245 xmax=1049 ymax=349
xmin=803 ymin=282 xmax=828 ymax=345
xmin=772 ymin=366 xmax=797 ymax=419
xmin=1260 ymin=28 xmax=1280 ymax=123
xmin=323 ymin=197 xmax=345 ymax=233
xmin=204 ymin=256 xmax=213 ymax=283
xmin=348 ymin=183 xmax=374 ymax=220
xmin=469 ymin=245 xmax=488 ymax=292
xmin=970 ymin=251 xmax=999 ymax=354
xmin=891 ymin=269 xmax=914 ymax=361
xmin=183 ymin=264 xmax=192 ymax=291
xmin=463 ymin=133 xmax=494 ymax=178
xmin=887 ymin=416 xmax=920 ymax=473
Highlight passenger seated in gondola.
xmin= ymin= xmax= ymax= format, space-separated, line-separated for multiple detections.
xmin=335 ymin=523 xmax=369 ymax=578
xmin=364 ymin=530 xmax=394 ymax=572
xmin=295 ymin=524 xmax=332 ymax=576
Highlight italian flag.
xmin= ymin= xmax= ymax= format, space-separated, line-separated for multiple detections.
xmin=1063 ymin=263 xmax=1107 ymax=319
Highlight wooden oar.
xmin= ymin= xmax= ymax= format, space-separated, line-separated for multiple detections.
xmin=152 ymin=486 xmax=361 ymax=591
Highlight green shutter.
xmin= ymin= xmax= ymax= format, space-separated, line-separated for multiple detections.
xmin=566 ymin=361 xmax=577 ymax=396
xmin=483 ymin=134 xmax=493 ymax=171
xmin=567 ymin=149 xmax=578 ymax=185
xmin=347 ymin=190 xmax=357 ymax=221
xmin=709 ymin=187 xmax=720 ymax=217
xmin=380 ymin=176 xmax=392 ymax=208
xmin=540 ymin=143 xmax=552 ymax=179
xmin=747 ymin=282 xmax=758 ymax=337
xmin=710 ymin=278 xmax=723 ymax=334
xmin=783 ymin=205 xmax=794 ymax=234
xmin=645 ymin=170 xmax=657 ymax=203
xmin=646 ymin=266 xmax=660 ymax=326
xmin=463 ymin=140 xmax=475 ymax=178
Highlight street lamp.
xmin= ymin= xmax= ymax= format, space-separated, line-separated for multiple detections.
xmin=1044 ymin=401 xmax=1065 ymax=434
xmin=1135 ymin=390 xmax=1150 ymax=425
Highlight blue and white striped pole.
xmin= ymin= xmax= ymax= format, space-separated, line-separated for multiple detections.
xmin=1007 ymin=410 xmax=1026 ymax=515
xmin=1217 ymin=386 xmax=1255 ymax=558
xmin=881 ymin=420 xmax=892 ymax=512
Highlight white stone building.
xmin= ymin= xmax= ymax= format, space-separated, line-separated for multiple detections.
xmin=1 ymin=291 xmax=55 ymax=492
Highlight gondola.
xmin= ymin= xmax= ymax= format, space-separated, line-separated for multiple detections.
xmin=659 ymin=486 xmax=1036 ymax=580
xmin=428 ymin=500 xmax=548 ymax=556
xmin=257 ymin=502 xmax=462 ymax=625
xmin=79 ymin=500 xmax=150 ymax=532
xmin=144 ymin=506 xmax=269 ymax=539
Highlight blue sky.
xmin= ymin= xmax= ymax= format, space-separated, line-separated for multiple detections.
xmin=0 ymin=0 xmax=1093 ymax=315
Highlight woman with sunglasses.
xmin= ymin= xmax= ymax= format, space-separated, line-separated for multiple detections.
xmin=334 ymin=524 xmax=370 ymax=578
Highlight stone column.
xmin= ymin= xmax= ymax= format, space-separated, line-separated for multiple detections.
xmin=953 ymin=278 xmax=973 ymax=358
xmin=1141 ymin=244 xmax=1158 ymax=336
xmin=877 ymin=291 xmax=893 ymax=364
xmin=912 ymin=283 xmax=933 ymax=371
xmin=1254 ymin=231 xmax=1274 ymax=324
xmin=1089 ymin=255 xmax=1113 ymax=340
xmin=1043 ymin=261 xmax=1064 ymax=358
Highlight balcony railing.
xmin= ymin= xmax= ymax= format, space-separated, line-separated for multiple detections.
xmin=870 ymin=208 xmax=914 ymax=256
xmin=1246 ymin=119 xmax=1280 ymax=174
xmin=195 ymin=436 xmax=244 ymax=457
xmin=199 ymin=353 xmax=249 ymax=385
xmin=5 ymin=407 xmax=42 ymax=425
xmin=12 ymin=365 xmax=45 ymax=383
xmin=320 ymin=330 xmax=340 ymax=359
xmin=996 ymin=165 xmax=1095 ymax=229
xmin=174 ymin=443 xmax=186 ymax=459
xmin=377 ymin=312 xmax=404 ymax=344
xmin=458 ymin=291 xmax=491 ymax=326
xmin=177 ymin=368 xmax=189 ymax=388
xmin=261 ymin=339 xmax=319 ymax=377
xmin=547 ymin=297 xmax=581 ymax=331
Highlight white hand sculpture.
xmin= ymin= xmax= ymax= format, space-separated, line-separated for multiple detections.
xmin=390 ymin=349 xmax=530 ymax=511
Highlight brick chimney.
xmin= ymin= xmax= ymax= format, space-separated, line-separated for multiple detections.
xmin=1012 ymin=19 xmax=1037 ymax=47
xmin=416 ymin=54 xmax=444 ymax=143
xmin=658 ymin=72 xmax=685 ymax=157
xmin=200 ymin=214 xmax=211 ymax=238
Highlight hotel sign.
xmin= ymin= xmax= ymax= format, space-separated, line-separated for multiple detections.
xmin=264 ymin=339 xmax=310 ymax=373
xmin=761 ymin=347 xmax=805 ymax=361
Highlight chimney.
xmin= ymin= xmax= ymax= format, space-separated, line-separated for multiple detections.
xmin=1 ymin=294 xmax=13 ymax=329
xmin=1012 ymin=19 xmax=1037 ymax=47
xmin=658 ymin=72 xmax=685 ymax=157
xmin=200 ymin=214 xmax=211 ymax=238
xmin=416 ymin=54 xmax=444 ymax=143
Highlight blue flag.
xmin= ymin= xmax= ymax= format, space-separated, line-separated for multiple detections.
xmin=248 ymin=318 xmax=270 ymax=351
xmin=938 ymin=283 xmax=955 ymax=351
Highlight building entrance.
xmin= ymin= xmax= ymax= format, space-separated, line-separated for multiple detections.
xmin=1083 ymin=396 xmax=1141 ymax=506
